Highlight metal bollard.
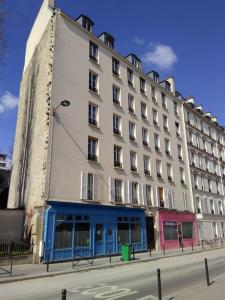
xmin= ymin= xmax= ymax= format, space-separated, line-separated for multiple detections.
xmin=157 ymin=268 xmax=162 ymax=300
xmin=191 ymin=241 xmax=194 ymax=251
xmin=204 ymin=258 xmax=210 ymax=286
xmin=62 ymin=289 xmax=67 ymax=300
xmin=133 ymin=247 xmax=135 ymax=260
xmin=10 ymin=257 xmax=13 ymax=277
xmin=163 ymin=244 xmax=165 ymax=256
xmin=109 ymin=249 xmax=112 ymax=264
xmin=202 ymin=240 xmax=204 ymax=249
xmin=46 ymin=255 xmax=50 ymax=272
xmin=181 ymin=242 xmax=184 ymax=252
xmin=149 ymin=247 xmax=152 ymax=258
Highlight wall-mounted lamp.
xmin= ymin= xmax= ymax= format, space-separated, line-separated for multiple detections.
xmin=53 ymin=100 xmax=71 ymax=114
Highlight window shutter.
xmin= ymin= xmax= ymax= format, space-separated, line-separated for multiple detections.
xmin=81 ymin=172 xmax=88 ymax=199
xmin=109 ymin=177 xmax=115 ymax=202
xmin=142 ymin=183 xmax=146 ymax=206
xmin=171 ymin=190 xmax=175 ymax=209
xmin=153 ymin=186 xmax=159 ymax=207
xmin=124 ymin=180 xmax=130 ymax=204
xmin=138 ymin=183 xmax=143 ymax=205
xmin=93 ymin=174 xmax=98 ymax=201
xmin=164 ymin=189 xmax=169 ymax=208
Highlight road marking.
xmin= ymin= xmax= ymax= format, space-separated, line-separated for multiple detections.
xmin=94 ymin=289 xmax=138 ymax=299
xmin=81 ymin=285 xmax=117 ymax=295
xmin=136 ymin=295 xmax=157 ymax=300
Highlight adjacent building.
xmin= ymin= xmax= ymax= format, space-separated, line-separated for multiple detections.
xmin=0 ymin=153 xmax=12 ymax=209
xmin=8 ymin=0 xmax=224 ymax=262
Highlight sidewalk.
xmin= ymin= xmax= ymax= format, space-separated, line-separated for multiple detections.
xmin=0 ymin=242 xmax=224 ymax=284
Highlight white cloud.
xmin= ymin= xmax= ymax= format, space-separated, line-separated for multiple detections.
xmin=0 ymin=91 xmax=18 ymax=113
xmin=142 ymin=44 xmax=178 ymax=71
xmin=133 ymin=37 xmax=145 ymax=45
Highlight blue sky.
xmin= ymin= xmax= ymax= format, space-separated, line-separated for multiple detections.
xmin=1 ymin=0 xmax=225 ymax=155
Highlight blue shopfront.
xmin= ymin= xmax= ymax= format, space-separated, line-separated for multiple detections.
xmin=44 ymin=201 xmax=147 ymax=262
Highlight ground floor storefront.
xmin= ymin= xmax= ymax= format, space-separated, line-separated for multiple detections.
xmin=158 ymin=210 xmax=197 ymax=250
xmin=196 ymin=214 xmax=225 ymax=241
xmin=44 ymin=202 xmax=147 ymax=262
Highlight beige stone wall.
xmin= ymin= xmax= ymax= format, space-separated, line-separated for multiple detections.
xmin=7 ymin=14 xmax=56 ymax=259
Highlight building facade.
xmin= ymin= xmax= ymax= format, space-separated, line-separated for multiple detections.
xmin=0 ymin=153 xmax=12 ymax=209
xmin=183 ymin=98 xmax=225 ymax=240
xmin=9 ymin=0 xmax=222 ymax=262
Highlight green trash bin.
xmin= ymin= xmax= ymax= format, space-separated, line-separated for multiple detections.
xmin=121 ymin=244 xmax=131 ymax=261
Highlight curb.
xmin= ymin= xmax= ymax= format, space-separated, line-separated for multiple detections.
xmin=0 ymin=246 xmax=224 ymax=284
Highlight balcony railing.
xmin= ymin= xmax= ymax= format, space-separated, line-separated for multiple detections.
xmin=113 ymin=128 xmax=121 ymax=135
xmin=89 ymin=118 xmax=97 ymax=126
xmin=144 ymin=170 xmax=150 ymax=176
xmin=89 ymin=85 xmax=98 ymax=93
xmin=143 ymin=140 xmax=148 ymax=147
xmin=89 ymin=54 xmax=98 ymax=62
xmin=114 ymin=161 xmax=122 ymax=168
xmin=130 ymin=135 xmax=135 ymax=142
xmin=131 ymin=165 xmax=137 ymax=172
xmin=113 ymin=98 xmax=120 ymax=105
xmin=129 ymin=107 xmax=134 ymax=113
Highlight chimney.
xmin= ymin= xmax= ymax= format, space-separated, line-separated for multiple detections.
xmin=211 ymin=117 xmax=218 ymax=123
xmin=204 ymin=112 xmax=212 ymax=119
xmin=196 ymin=105 xmax=203 ymax=112
xmin=186 ymin=96 xmax=195 ymax=106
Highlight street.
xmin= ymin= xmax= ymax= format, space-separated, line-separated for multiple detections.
xmin=1 ymin=248 xmax=225 ymax=300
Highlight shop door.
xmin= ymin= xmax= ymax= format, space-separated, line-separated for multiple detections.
xmin=178 ymin=224 xmax=183 ymax=247
xmin=146 ymin=217 xmax=155 ymax=249
xmin=105 ymin=224 xmax=114 ymax=254
xmin=95 ymin=224 xmax=104 ymax=255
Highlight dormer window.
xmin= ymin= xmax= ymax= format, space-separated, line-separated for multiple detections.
xmin=76 ymin=15 xmax=94 ymax=33
xmin=148 ymin=71 xmax=159 ymax=83
xmin=126 ymin=54 xmax=142 ymax=69
xmin=165 ymin=81 xmax=171 ymax=92
xmin=98 ymin=32 xmax=115 ymax=49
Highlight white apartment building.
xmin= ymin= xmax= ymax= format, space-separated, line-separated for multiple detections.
xmin=8 ymin=0 xmax=199 ymax=262
xmin=183 ymin=97 xmax=225 ymax=240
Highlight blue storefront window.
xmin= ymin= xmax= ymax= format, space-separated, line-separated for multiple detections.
xmin=44 ymin=202 xmax=147 ymax=262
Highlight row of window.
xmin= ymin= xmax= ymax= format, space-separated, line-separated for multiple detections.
xmin=195 ymin=197 xmax=224 ymax=215
xmin=186 ymin=110 xmax=225 ymax=145
xmin=192 ymin=174 xmax=224 ymax=195
xmin=88 ymin=137 xmax=185 ymax=182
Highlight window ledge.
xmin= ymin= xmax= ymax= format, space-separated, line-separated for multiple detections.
xmin=88 ymin=123 xmax=100 ymax=130
xmin=89 ymin=89 xmax=100 ymax=97
xmin=82 ymin=199 xmax=101 ymax=204
xmin=131 ymin=170 xmax=139 ymax=175
xmin=113 ymin=166 xmax=124 ymax=171
xmin=87 ymin=159 xmax=100 ymax=165
xmin=112 ymin=73 xmax=122 ymax=82
xmin=89 ymin=58 xmax=100 ymax=68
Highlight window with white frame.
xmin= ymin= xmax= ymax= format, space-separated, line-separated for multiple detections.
xmin=143 ymin=155 xmax=150 ymax=175
xmin=210 ymin=199 xmax=215 ymax=214
xmin=89 ymin=71 xmax=98 ymax=93
xmin=113 ymin=114 xmax=121 ymax=135
xmin=156 ymin=159 xmax=162 ymax=178
xmin=174 ymin=101 xmax=178 ymax=115
xmin=142 ymin=128 xmax=148 ymax=146
xmin=163 ymin=115 xmax=169 ymax=132
xmin=165 ymin=138 xmax=171 ymax=156
xmin=127 ymin=68 xmax=134 ymax=86
xmin=87 ymin=173 xmax=94 ymax=200
xmin=128 ymin=94 xmax=135 ymax=113
xmin=152 ymin=109 xmax=158 ymax=125
xmin=130 ymin=151 xmax=137 ymax=172
xmin=88 ymin=136 xmax=98 ymax=162
xmin=131 ymin=182 xmax=138 ymax=204
xmin=112 ymin=57 xmax=120 ymax=76
xmin=161 ymin=92 xmax=167 ymax=108
xmin=89 ymin=41 xmax=98 ymax=62
xmin=151 ymin=86 xmax=156 ymax=101
xmin=129 ymin=121 xmax=136 ymax=141
xmin=218 ymin=201 xmax=223 ymax=215
xmin=140 ymin=77 xmax=146 ymax=93
xmin=177 ymin=144 xmax=183 ymax=160
xmin=113 ymin=85 xmax=120 ymax=105
xmin=115 ymin=179 xmax=123 ymax=203
xmin=180 ymin=168 xmax=185 ymax=184
xmin=154 ymin=133 xmax=160 ymax=151
xmin=175 ymin=122 xmax=180 ymax=137
xmin=167 ymin=163 xmax=173 ymax=181
xmin=141 ymin=101 xmax=147 ymax=119
xmin=146 ymin=185 xmax=152 ymax=206
xmin=195 ymin=197 xmax=201 ymax=213
xmin=114 ymin=145 xmax=122 ymax=168
xmin=89 ymin=103 xmax=98 ymax=126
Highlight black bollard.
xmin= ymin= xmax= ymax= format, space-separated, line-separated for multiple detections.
xmin=163 ymin=244 xmax=165 ymax=256
xmin=157 ymin=268 xmax=162 ymax=300
xmin=133 ymin=247 xmax=135 ymax=260
xmin=181 ymin=242 xmax=184 ymax=252
xmin=46 ymin=255 xmax=50 ymax=272
xmin=149 ymin=247 xmax=152 ymax=258
xmin=62 ymin=289 xmax=67 ymax=300
xmin=109 ymin=249 xmax=112 ymax=264
xmin=191 ymin=241 xmax=194 ymax=251
xmin=204 ymin=258 xmax=210 ymax=286
xmin=202 ymin=240 xmax=204 ymax=249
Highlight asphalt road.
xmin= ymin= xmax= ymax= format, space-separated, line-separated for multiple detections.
xmin=1 ymin=248 xmax=225 ymax=300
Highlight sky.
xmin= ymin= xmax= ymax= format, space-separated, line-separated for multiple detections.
xmin=1 ymin=0 xmax=225 ymax=155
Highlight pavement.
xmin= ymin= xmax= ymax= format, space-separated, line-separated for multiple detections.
xmin=0 ymin=241 xmax=224 ymax=284
xmin=1 ymin=247 xmax=225 ymax=300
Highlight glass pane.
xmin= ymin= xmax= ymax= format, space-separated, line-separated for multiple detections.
xmin=95 ymin=224 xmax=103 ymax=241
xmin=182 ymin=222 xmax=193 ymax=239
xmin=117 ymin=223 xmax=130 ymax=244
xmin=74 ymin=223 xmax=90 ymax=247
xmin=131 ymin=223 xmax=141 ymax=243
xmin=164 ymin=222 xmax=177 ymax=240
xmin=55 ymin=223 xmax=73 ymax=249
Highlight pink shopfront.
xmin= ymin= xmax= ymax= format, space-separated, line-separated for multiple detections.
xmin=158 ymin=210 xmax=197 ymax=250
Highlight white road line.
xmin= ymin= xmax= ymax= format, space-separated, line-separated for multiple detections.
xmin=136 ymin=295 xmax=157 ymax=300
xmin=94 ymin=289 xmax=138 ymax=299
